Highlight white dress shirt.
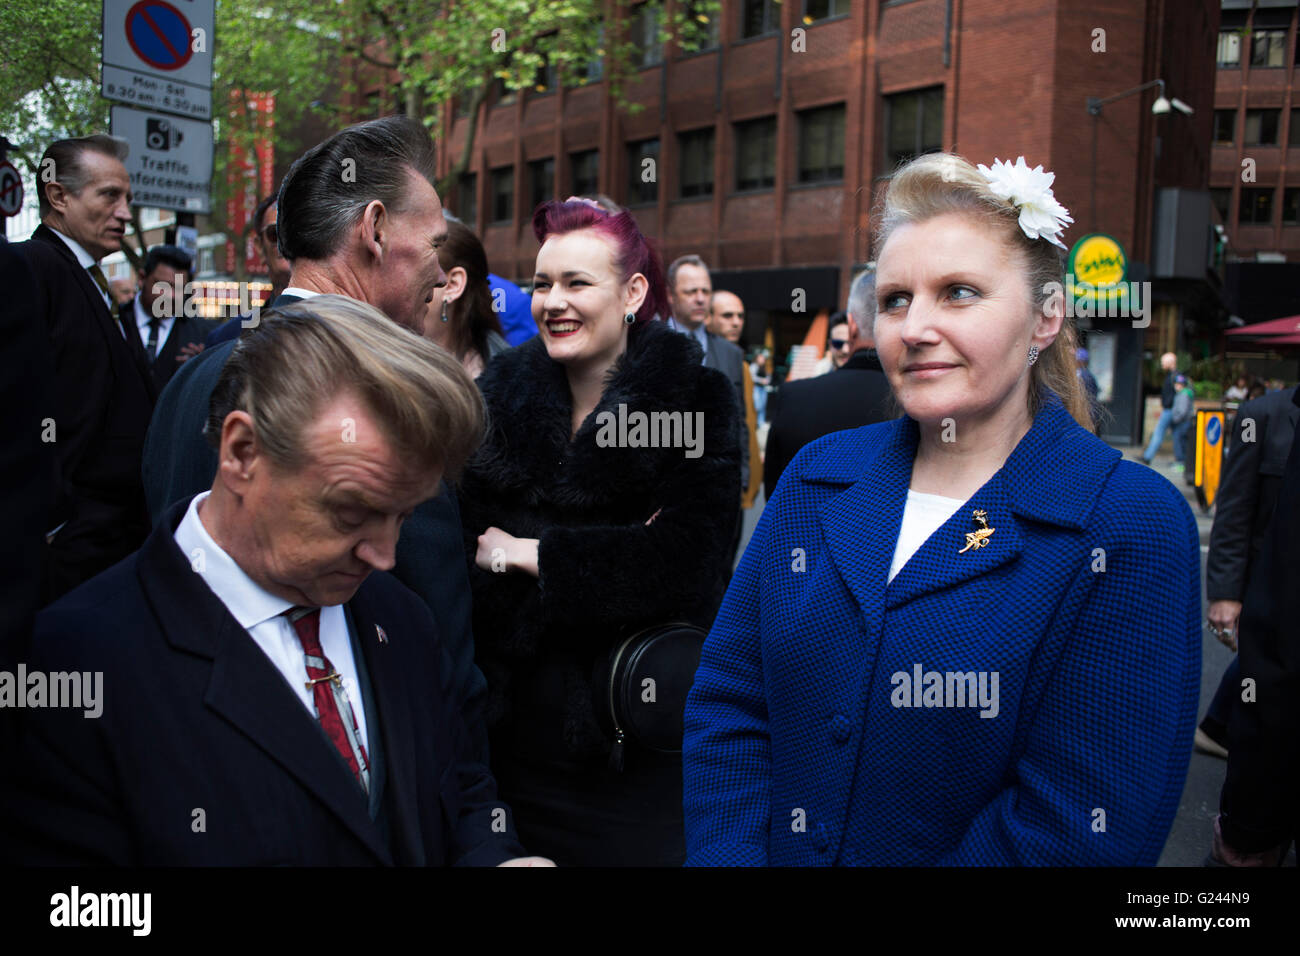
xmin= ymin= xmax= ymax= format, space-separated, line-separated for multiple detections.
xmin=133 ymin=294 xmax=175 ymax=356
xmin=173 ymin=491 xmax=371 ymax=752
xmin=888 ymin=490 xmax=967 ymax=583
xmin=280 ymin=286 xmax=320 ymax=300
xmin=49 ymin=226 xmax=115 ymax=316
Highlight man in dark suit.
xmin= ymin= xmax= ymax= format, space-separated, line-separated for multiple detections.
xmin=143 ymin=116 xmax=492 ymax=765
xmin=1197 ymin=386 xmax=1299 ymax=757
xmin=13 ymin=134 xmax=154 ymax=605
xmin=666 ymin=255 xmax=749 ymax=491
xmin=1213 ymin=385 xmax=1300 ymax=866
xmin=2 ymin=299 xmax=550 ymax=866
xmin=763 ymin=271 xmax=894 ymax=498
xmin=119 ymin=244 xmax=212 ymax=395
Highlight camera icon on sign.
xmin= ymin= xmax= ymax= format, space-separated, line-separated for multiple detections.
xmin=146 ymin=118 xmax=183 ymax=151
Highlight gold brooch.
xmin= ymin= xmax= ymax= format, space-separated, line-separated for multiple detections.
xmin=958 ymin=509 xmax=995 ymax=554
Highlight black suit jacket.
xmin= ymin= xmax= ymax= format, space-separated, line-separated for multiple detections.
xmin=118 ymin=298 xmax=214 ymax=395
xmin=763 ymin=350 xmax=895 ymax=499
xmin=1205 ymin=387 xmax=1299 ymax=602
xmin=702 ymin=331 xmax=749 ymax=490
xmin=141 ymin=293 xmax=491 ymax=764
xmin=1220 ymin=385 xmax=1300 ymax=853
xmin=0 ymin=497 xmax=525 ymax=866
xmin=13 ymin=224 xmax=154 ymax=604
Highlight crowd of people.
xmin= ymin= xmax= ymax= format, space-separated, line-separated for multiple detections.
xmin=0 ymin=117 xmax=1295 ymax=867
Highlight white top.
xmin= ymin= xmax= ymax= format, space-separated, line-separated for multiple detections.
xmin=133 ymin=294 xmax=175 ymax=354
xmin=49 ymin=226 xmax=114 ymax=315
xmin=173 ymin=491 xmax=370 ymax=751
xmin=887 ymin=490 xmax=967 ymax=583
xmin=280 ymin=286 xmax=321 ymax=300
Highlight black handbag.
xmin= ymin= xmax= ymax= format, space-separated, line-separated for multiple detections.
xmin=597 ymin=622 xmax=706 ymax=770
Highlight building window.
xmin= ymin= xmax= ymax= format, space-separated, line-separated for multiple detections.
xmin=1239 ymin=187 xmax=1274 ymax=226
xmin=798 ymin=105 xmax=845 ymax=184
xmin=456 ymin=173 xmax=477 ymax=227
xmin=490 ymin=167 xmax=514 ymax=224
xmin=493 ymin=77 xmax=516 ymax=107
xmin=1217 ymin=30 xmax=1241 ymax=68
xmin=742 ymin=0 xmax=779 ymax=38
xmin=683 ymin=1 xmax=721 ymax=49
xmin=630 ymin=3 xmax=664 ymax=67
xmin=1210 ymin=187 xmax=1232 ymax=225
xmin=1245 ymin=109 xmax=1280 ymax=146
xmin=529 ymin=158 xmax=555 ymax=212
xmin=1250 ymin=29 xmax=1287 ymax=68
xmin=1291 ymin=108 xmax=1300 ymax=146
xmin=1284 ymin=188 xmax=1300 ymax=225
xmin=802 ymin=0 xmax=848 ymax=23
xmin=884 ymin=86 xmax=943 ymax=172
xmin=1212 ymin=109 xmax=1235 ymax=145
xmin=735 ymin=116 xmax=777 ymax=191
xmin=679 ymin=127 xmax=715 ymax=198
xmin=627 ymin=139 xmax=659 ymax=205
xmin=570 ymin=149 xmax=599 ymax=196
xmin=585 ymin=23 xmax=605 ymax=82
xmin=534 ymin=57 xmax=558 ymax=93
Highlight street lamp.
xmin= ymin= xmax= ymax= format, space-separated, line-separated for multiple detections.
xmin=1086 ymin=79 xmax=1195 ymax=230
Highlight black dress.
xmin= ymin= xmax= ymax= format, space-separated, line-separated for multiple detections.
xmin=457 ymin=319 xmax=742 ymax=866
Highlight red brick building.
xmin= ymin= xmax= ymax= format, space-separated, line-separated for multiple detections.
xmin=350 ymin=0 xmax=1221 ymax=442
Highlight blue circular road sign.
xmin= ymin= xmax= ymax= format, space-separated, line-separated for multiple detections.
xmin=125 ymin=0 xmax=194 ymax=72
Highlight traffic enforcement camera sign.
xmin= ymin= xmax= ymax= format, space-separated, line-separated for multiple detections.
xmin=111 ymin=106 xmax=212 ymax=213
xmin=102 ymin=0 xmax=214 ymax=120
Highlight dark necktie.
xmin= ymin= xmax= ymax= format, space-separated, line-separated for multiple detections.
xmin=284 ymin=607 xmax=370 ymax=792
xmin=145 ymin=316 xmax=161 ymax=362
xmin=86 ymin=263 xmax=113 ymax=310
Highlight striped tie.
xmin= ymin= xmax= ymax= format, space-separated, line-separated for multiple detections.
xmin=284 ymin=607 xmax=370 ymax=793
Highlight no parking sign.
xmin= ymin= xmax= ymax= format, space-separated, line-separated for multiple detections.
xmin=102 ymin=0 xmax=213 ymax=120
xmin=0 ymin=162 xmax=23 ymax=218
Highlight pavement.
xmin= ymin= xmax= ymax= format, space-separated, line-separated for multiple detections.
xmin=735 ymin=435 xmax=1294 ymax=867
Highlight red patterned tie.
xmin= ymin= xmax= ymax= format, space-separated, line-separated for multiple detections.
xmin=285 ymin=607 xmax=370 ymax=792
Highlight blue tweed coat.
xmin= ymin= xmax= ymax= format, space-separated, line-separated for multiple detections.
xmin=683 ymin=391 xmax=1202 ymax=865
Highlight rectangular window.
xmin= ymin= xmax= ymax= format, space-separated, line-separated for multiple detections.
xmin=490 ymin=167 xmax=514 ymax=224
xmin=885 ymin=87 xmax=943 ymax=172
xmin=1291 ymin=108 xmax=1300 ymax=146
xmin=585 ymin=23 xmax=605 ymax=81
xmin=742 ymin=0 xmax=779 ymax=38
xmin=627 ymin=139 xmax=660 ymax=205
xmin=1284 ymin=188 xmax=1300 ymax=225
xmin=1239 ymin=187 xmax=1274 ymax=226
xmin=1213 ymin=109 xmax=1236 ymax=145
xmin=1245 ymin=108 xmax=1280 ymax=146
xmin=456 ymin=173 xmax=477 ymax=227
xmin=678 ymin=127 xmax=715 ymax=198
xmin=570 ymin=149 xmax=600 ymax=197
xmin=1210 ymin=187 xmax=1232 ymax=225
xmin=798 ymin=105 xmax=845 ymax=184
xmin=735 ymin=116 xmax=777 ymax=191
xmin=494 ymin=77 xmax=516 ymax=107
xmin=1217 ymin=30 xmax=1241 ymax=68
xmin=803 ymin=0 xmax=848 ymax=23
xmin=630 ymin=3 xmax=664 ymax=67
xmin=529 ymin=158 xmax=555 ymax=213
xmin=1250 ymin=29 xmax=1287 ymax=68
xmin=683 ymin=1 xmax=721 ymax=49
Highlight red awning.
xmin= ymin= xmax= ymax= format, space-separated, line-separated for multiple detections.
xmin=1226 ymin=314 xmax=1300 ymax=337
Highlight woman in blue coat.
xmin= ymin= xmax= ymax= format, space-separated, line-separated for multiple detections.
xmin=683 ymin=154 xmax=1202 ymax=866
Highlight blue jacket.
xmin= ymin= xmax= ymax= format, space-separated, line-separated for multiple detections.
xmin=683 ymin=391 xmax=1201 ymax=865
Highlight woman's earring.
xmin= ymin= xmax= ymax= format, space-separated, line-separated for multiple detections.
xmin=1027 ymin=344 xmax=1040 ymax=367
xmin=440 ymin=300 xmax=449 ymax=323
xmin=624 ymin=312 xmax=636 ymax=326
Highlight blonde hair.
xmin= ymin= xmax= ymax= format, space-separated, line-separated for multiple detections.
xmin=873 ymin=153 xmax=1092 ymax=428
xmin=207 ymin=295 xmax=486 ymax=479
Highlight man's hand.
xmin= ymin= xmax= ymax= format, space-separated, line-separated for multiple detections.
xmin=497 ymin=856 xmax=557 ymax=867
xmin=1207 ymin=600 xmax=1243 ymax=651
xmin=176 ymin=341 xmax=205 ymax=364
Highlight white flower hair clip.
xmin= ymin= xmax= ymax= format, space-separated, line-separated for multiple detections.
xmin=976 ymin=157 xmax=1074 ymax=249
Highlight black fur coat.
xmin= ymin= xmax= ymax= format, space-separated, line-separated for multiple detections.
xmin=457 ymin=319 xmax=742 ymax=761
